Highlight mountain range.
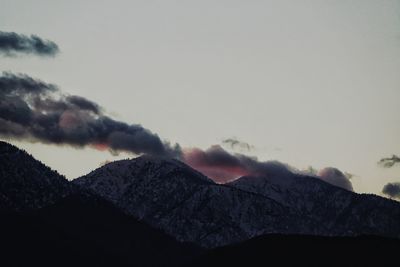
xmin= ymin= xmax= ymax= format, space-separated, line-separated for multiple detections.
xmin=74 ymin=155 xmax=400 ymax=248
xmin=0 ymin=141 xmax=399 ymax=266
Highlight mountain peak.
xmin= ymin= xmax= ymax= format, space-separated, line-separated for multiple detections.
xmin=0 ymin=141 xmax=72 ymax=211
xmin=73 ymin=156 xmax=215 ymax=207
xmin=84 ymin=155 xmax=214 ymax=184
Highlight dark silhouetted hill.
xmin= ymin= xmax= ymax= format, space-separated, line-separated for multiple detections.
xmin=188 ymin=234 xmax=400 ymax=266
xmin=0 ymin=193 xmax=201 ymax=266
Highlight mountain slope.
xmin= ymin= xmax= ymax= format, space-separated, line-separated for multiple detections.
xmin=74 ymin=156 xmax=400 ymax=248
xmin=228 ymin=175 xmax=400 ymax=238
xmin=0 ymin=141 xmax=72 ymax=211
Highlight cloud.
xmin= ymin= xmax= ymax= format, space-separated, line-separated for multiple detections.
xmin=183 ymin=146 xmax=354 ymax=189
xmin=317 ymin=167 xmax=353 ymax=191
xmin=300 ymin=166 xmax=354 ymax=191
xmin=0 ymin=72 xmax=180 ymax=157
xmin=378 ymin=155 xmax=400 ymax=168
xmin=183 ymin=145 xmax=292 ymax=183
xmin=344 ymin=172 xmax=355 ymax=180
xmin=222 ymin=138 xmax=254 ymax=151
xmin=0 ymin=72 xmax=358 ymax=188
xmin=0 ymin=31 xmax=59 ymax=57
xmin=382 ymin=182 xmax=400 ymax=199
xmin=302 ymin=166 xmax=318 ymax=176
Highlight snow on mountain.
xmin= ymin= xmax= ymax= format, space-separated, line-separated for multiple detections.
xmin=2 ymin=140 xmax=398 ymax=249
xmin=74 ymin=155 xmax=400 ymax=248
xmin=228 ymin=175 xmax=400 ymax=238
xmin=74 ymin=156 xmax=303 ymax=247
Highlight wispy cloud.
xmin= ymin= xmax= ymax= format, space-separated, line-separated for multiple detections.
xmin=222 ymin=137 xmax=254 ymax=152
xmin=378 ymin=155 xmax=400 ymax=168
xmin=0 ymin=31 xmax=59 ymax=57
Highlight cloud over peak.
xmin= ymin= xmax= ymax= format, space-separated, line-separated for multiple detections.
xmin=317 ymin=167 xmax=353 ymax=191
xmin=382 ymin=182 xmax=400 ymax=199
xmin=0 ymin=31 xmax=59 ymax=57
xmin=183 ymin=145 xmax=292 ymax=183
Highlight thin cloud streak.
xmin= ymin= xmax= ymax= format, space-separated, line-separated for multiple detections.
xmin=0 ymin=31 xmax=59 ymax=57
xmin=378 ymin=155 xmax=400 ymax=168
xmin=222 ymin=138 xmax=254 ymax=151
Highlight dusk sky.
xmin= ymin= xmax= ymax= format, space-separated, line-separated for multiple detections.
xmin=1 ymin=0 xmax=399 ymax=195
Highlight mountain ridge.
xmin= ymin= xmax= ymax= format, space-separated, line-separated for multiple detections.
xmin=74 ymin=155 xmax=400 ymax=248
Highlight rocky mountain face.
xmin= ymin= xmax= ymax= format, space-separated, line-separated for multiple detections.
xmin=74 ymin=156 xmax=306 ymax=248
xmin=229 ymin=175 xmax=400 ymax=238
xmin=0 ymin=141 xmax=73 ymax=211
xmin=74 ymin=156 xmax=400 ymax=248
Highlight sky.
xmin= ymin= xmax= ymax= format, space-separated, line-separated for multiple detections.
xmin=1 ymin=0 xmax=399 ymax=195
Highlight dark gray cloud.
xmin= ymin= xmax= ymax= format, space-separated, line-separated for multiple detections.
xmin=183 ymin=145 xmax=292 ymax=183
xmin=0 ymin=31 xmax=59 ymax=57
xmin=222 ymin=138 xmax=254 ymax=151
xmin=382 ymin=182 xmax=400 ymax=199
xmin=317 ymin=167 xmax=353 ymax=191
xmin=183 ymin=145 xmax=354 ymax=188
xmin=0 ymin=72 xmax=180 ymax=157
xmin=65 ymin=95 xmax=101 ymax=114
xmin=378 ymin=155 xmax=400 ymax=168
xmin=300 ymin=167 xmax=354 ymax=191
xmin=0 ymin=71 xmax=58 ymax=94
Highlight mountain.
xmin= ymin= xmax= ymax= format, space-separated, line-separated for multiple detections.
xmin=188 ymin=234 xmax=400 ymax=266
xmin=1 ymin=140 xmax=400 ymax=265
xmin=74 ymin=156 xmax=307 ymax=248
xmin=0 ymin=141 xmax=72 ymax=211
xmin=0 ymin=142 xmax=201 ymax=266
xmin=74 ymin=156 xmax=400 ymax=248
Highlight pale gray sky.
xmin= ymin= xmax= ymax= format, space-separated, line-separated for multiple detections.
xmin=1 ymin=0 xmax=399 ymax=194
